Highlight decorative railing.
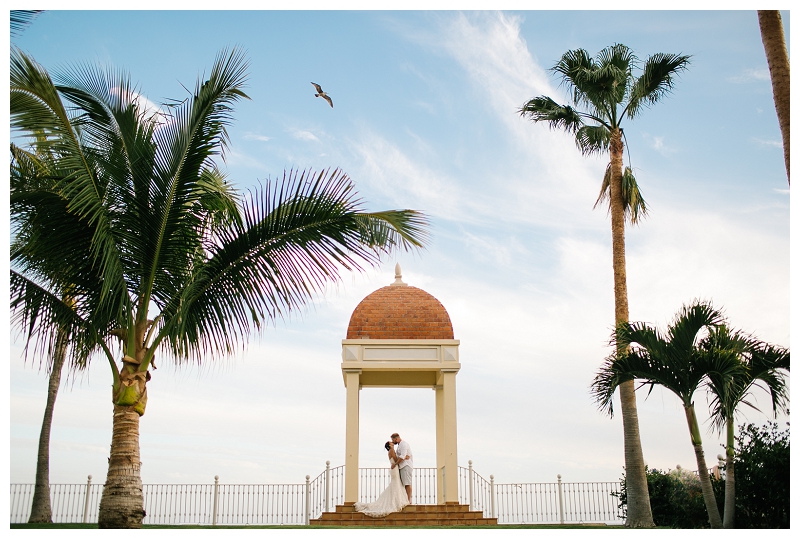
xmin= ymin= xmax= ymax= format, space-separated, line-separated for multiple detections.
xmin=10 ymin=462 xmax=623 ymax=525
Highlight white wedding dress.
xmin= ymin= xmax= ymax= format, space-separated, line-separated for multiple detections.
xmin=354 ymin=465 xmax=409 ymax=517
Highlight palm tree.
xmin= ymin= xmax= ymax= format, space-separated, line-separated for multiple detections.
xmin=520 ymin=44 xmax=690 ymax=528
xmin=591 ymin=301 xmax=739 ymax=529
xmin=757 ymin=11 xmax=790 ymax=184
xmin=703 ymin=327 xmax=789 ymax=528
xmin=10 ymin=47 xmax=428 ymax=528
xmin=11 ymin=140 xmax=89 ymax=523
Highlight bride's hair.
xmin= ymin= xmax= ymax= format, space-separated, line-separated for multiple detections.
xmin=384 ymin=441 xmax=391 ymax=451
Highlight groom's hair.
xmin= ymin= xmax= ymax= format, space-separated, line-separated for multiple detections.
xmin=391 ymin=433 xmax=399 ymax=438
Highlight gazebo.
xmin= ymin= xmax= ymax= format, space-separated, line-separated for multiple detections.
xmin=340 ymin=264 xmax=461 ymax=505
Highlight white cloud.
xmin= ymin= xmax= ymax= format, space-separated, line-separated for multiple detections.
xmin=290 ymin=128 xmax=320 ymax=142
xmin=727 ymin=68 xmax=770 ymax=83
xmin=752 ymin=137 xmax=782 ymax=148
xmin=110 ymin=86 xmax=169 ymax=126
xmin=642 ymin=132 xmax=676 ymax=156
xmin=243 ymin=132 xmax=271 ymax=142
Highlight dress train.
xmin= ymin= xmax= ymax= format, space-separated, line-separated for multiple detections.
xmin=354 ymin=466 xmax=409 ymax=517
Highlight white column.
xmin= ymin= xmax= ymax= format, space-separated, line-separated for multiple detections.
xmin=343 ymin=369 xmax=361 ymax=504
xmin=435 ymin=383 xmax=445 ymax=504
xmin=441 ymin=369 xmax=459 ymax=503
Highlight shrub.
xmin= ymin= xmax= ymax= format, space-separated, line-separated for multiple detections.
xmin=732 ymin=422 xmax=789 ymax=528
xmin=615 ymin=466 xmax=723 ymax=528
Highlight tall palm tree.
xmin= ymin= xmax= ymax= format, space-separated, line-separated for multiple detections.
xmin=703 ymin=327 xmax=789 ymax=528
xmin=757 ymin=11 xmax=790 ymax=184
xmin=591 ymin=301 xmax=739 ymax=529
xmin=520 ymin=44 xmax=690 ymax=528
xmin=10 ymin=47 xmax=428 ymax=528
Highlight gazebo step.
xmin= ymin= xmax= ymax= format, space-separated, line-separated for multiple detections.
xmin=311 ymin=504 xmax=498 ymax=527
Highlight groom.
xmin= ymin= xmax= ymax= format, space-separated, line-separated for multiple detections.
xmin=390 ymin=433 xmax=413 ymax=503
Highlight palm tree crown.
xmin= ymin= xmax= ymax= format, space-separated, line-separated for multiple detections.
xmin=520 ymin=44 xmax=689 ymax=223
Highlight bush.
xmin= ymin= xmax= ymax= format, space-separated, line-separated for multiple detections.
xmin=732 ymin=422 xmax=789 ymax=528
xmin=615 ymin=466 xmax=724 ymax=528
xmin=615 ymin=421 xmax=789 ymax=528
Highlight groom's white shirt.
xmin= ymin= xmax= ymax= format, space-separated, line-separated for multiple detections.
xmin=395 ymin=440 xmax=413 ymax=469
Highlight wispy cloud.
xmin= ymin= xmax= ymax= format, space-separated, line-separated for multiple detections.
xmin=244 ymin=132 xmax=272 ymax=142
xmin=289 ymin=128 xmax=320 ymax=142
xmin=225 ymin=150 xmax=269 ymax=171
xmin=641 ymin=133 xmax=676 ymax=156
xmin=752 ymin=137 xmax=782 ymax=148
xmin=727 ymin=68 xmax=770 ymax=83
xmin=462 ymin=232 xmax=528 ymax=267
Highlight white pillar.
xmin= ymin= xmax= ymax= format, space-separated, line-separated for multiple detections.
xmin=435 ymin=383 xmax=445 ymax=504
xmin=344 ymin=369 xmax=361 ymax=504
xmin=441 ymin=369 xmax=459 ymax=503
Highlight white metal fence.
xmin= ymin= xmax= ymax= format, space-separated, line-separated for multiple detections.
xmin=10 ymin=462 xmax=623 ymax=525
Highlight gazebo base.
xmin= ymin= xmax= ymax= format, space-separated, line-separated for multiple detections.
xmin=310 ymin=503 xmax=498 ymax=527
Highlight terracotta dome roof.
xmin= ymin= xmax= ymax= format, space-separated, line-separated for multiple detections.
xmin=346 ymin=282 xmax=454 ymax=340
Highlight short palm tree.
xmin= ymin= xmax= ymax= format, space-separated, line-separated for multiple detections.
xmin=10 ymin=142 xmax=84 ymax=523
xmin=591 ymin=301 xmax=737 ymax=529
xmin=703 ymin=327 xmax=789 ymax=528
xmin=520 ymin=43 xmax=690 ymax=528
xmin=10 ymin=47 xmax=428 ymax=528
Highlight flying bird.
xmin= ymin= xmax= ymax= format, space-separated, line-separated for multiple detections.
xmin=311 ymin=82 xmax=333 ymax=108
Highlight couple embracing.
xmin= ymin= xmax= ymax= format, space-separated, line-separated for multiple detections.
xmin=354 ymin=433 xmax=413 ymax=517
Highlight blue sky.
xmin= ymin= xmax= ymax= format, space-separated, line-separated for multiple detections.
xmin=8 ymin=7 xmax=791 ymax=490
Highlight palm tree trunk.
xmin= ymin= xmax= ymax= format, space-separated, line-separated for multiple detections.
xmin=723 ymin=417 xmax=735 ymax=528
xmin=97 ymin=404 xmax=146 ymax=528
xmin=610 ymin=128 xmax=654 ymax=528
xmin=758 ymin=10 xmax=790 ymax=184
xmin=27 ymin=327 xmax=68 ymax=523
xmin=684 ymin=404 xmax=723 ymax=528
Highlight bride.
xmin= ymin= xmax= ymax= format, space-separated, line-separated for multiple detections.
xmin=354 ymin=441 xmax=410 ymax=517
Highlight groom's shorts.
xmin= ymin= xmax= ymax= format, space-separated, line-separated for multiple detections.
xmin=399 ymin=466 xmax=413 ymax=486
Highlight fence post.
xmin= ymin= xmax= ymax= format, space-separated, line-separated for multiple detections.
xmin=490 ymin=475 xmax=496 ymax=519
xmin=557 ymin=474 xmax=564 ymax=524
xmin=325 ymin=461 xmax=331 ymax=512
xmin=82 ymin=475 xmax=92 ymax=523
xmin=468 ymin=460 xmax=474 ymax=510
xmin=212 ymin=475 xmax=219 ymax=526
xmin=305 ymin=475 xmax=311 ymax=525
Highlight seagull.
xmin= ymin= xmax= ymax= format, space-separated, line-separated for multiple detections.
xmin=311 ymin=82 xmax=333 ymax=108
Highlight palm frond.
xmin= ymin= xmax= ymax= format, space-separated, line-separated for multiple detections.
xmin=10 ymin=270 xmax=102 ymax=370
xmin=11 ymin=48 xmax=129 ymax=306
xmin=154 ymin=168 xmax=428 ymax=362
xmin=11 ymin=10 xmax=43 ymax=37
xmin=594 ymin=164 xmax=649 ymax=224
xmin=704 ymin=327 xmax=789 ymax=433
xmin=595 ymin=301 xmax=735 ymax=416
xmin=518 ymin=96 xmax=584 ymax=134
xmin=575 ymin=124 xmax=610 ymax=156
xmin=626 ymin=53 xmax=691 ymax=119
xmin=667 ymin=301 xmax=724 ymax=353
xmin=143 ymin=48 xmax=250 ymax=310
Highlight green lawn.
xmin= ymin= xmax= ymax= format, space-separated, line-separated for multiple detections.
xmin=12 ymin=523 xmax=624 ymax=529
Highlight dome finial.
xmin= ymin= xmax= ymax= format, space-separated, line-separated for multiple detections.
xmin=391 ymin=263 xmax=407 ymax=287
